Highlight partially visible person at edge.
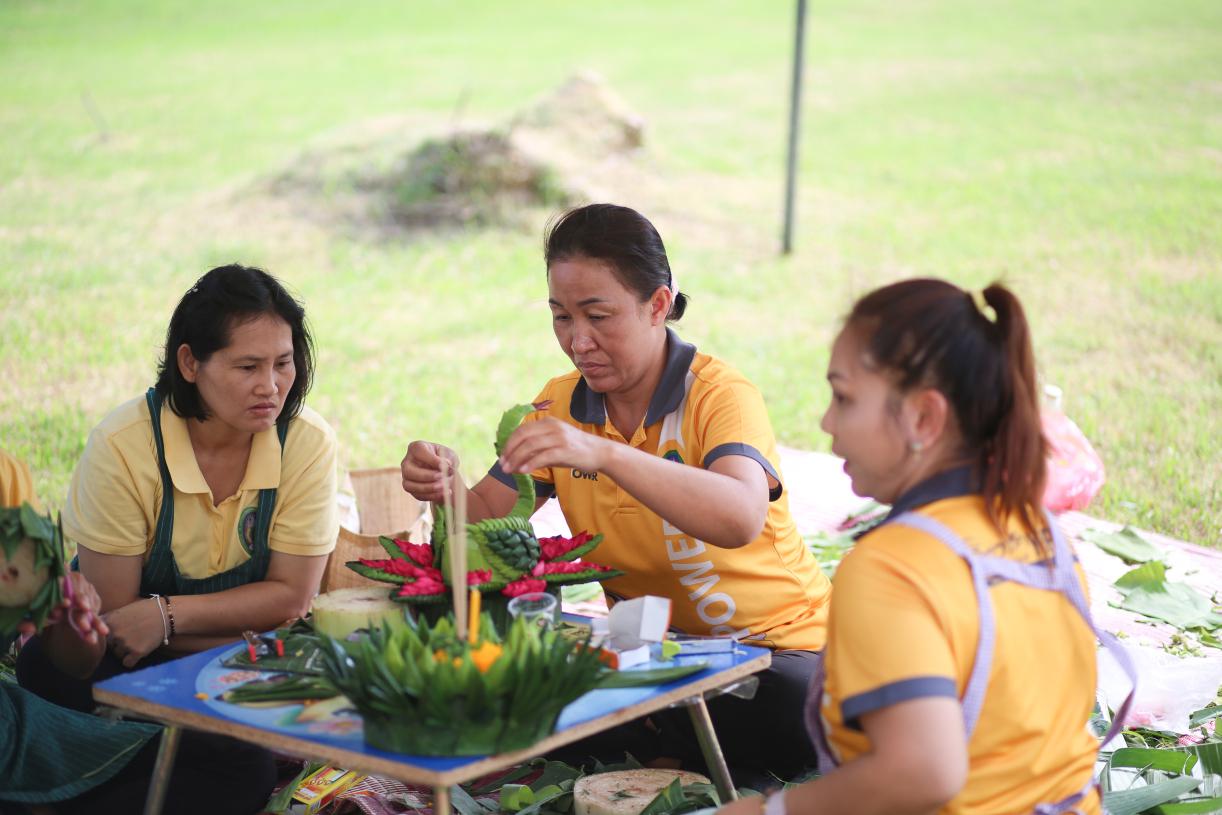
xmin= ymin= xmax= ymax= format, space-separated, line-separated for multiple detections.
xmin=2 ymin=449 xmax=158 ymax=815
xmin=16 ymin=265 xmax=340 ymax=815
xmin=401 ymin=204 xmax=831 ymax=781
xmin=718 ymin=280 xmax=1110 ymax=815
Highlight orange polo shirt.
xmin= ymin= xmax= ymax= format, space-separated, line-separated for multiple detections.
xmin=491 ymin=329 xmax=830 ymax=651
xmin=820 ymin=486 xmax=1100 ymax=814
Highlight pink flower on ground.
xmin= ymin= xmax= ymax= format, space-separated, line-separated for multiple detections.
xmin=1177 ymin=733 xmax=1204 ymax=746
xmin=393 ymin=539 xmax=434 ymax=568
xmin=501 ymin=578 xmax=548 ymax=598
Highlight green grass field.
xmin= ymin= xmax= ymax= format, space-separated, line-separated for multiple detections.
xmin=1 ymin=0 xmax=1218 ymax=544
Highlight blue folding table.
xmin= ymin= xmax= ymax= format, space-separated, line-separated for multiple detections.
xmin=93 ymin=639 xmax=771 ymax=815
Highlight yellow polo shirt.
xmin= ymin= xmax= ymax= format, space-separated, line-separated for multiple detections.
xmin=492 ymin=330 xmax=831 ymax=651
xmin=64 ymin=396 xmax=338 ymax=579
xmin=0 ymin=450 xmax=39 ymax=510
xmin=820 ymin=496 xmax=1100 ymax=815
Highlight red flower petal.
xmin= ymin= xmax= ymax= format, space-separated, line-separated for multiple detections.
xmin=538 ymin=531 xmax=593 ymax=561
xmin=467 ymin=569 xmax=492 ymax=586
xmin=397 ymin=579 xmax=445 ymax=597
xmin=539 ymin=560 xmax=606 ymax=575
xmin=394 ymin=539 xmax=434 ymax=568
xmin=501 ymin=578 xmax=548 ymax=598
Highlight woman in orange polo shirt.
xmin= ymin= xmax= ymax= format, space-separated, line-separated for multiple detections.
xmin=402 ymin=204 xmax=831 ymax=781
xmin=717 ymin=279 xmax=1131 ymax=815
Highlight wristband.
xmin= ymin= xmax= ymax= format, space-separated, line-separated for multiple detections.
xmin=149 ymin=594 xmax=170 ymax=646
xmin=764 ymin=790 xmax=787 ymax=815
xmin=163 ymin=594 xmax=176 ymax=638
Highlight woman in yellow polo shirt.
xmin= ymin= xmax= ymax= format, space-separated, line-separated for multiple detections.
xmin=401 ymin=204 xmax=831 ymax=781
xmin=19 ymin=266 xmax=337 ymax=721
xmin=717 ymin=280 xmax=1133 ymax=815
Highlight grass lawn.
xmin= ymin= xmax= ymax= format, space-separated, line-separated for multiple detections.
xmin=0 ymin=0 xmax=1218 ymax=544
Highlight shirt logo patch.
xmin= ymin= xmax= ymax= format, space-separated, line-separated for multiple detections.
xmin=662 ymin=449 xmax=684 ymax=465
xmin=238 ymin=506 xmax=258 ymax=556
xmin=571 ymin=468 xmax=598 ymax=482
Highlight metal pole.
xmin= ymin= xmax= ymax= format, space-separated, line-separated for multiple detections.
xmin=781 ymin=0 xmax=808 ymax=255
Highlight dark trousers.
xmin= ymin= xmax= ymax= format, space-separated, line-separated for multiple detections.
xmin=16 ymin=636 xmax=276 ymax=815
xmin=548 ymin=649 xmax=820 ymax=788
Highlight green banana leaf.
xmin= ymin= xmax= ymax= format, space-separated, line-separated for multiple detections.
xmin=1106 ymin=747 xmax=1197 ymax=775
xmin=1083 ymin=526 xmax=1162 ymax=564
xmin=1103 ymin=778 xmax=1203 ymax=815
xmin=1152 ymin=797 xmax=1222 ymax=813
xmin=1113 ymin=563 xmax=1222 ymax=630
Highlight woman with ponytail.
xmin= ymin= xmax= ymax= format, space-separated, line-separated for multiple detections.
xmin=718 ymin=279 xmax=1133 ymax=815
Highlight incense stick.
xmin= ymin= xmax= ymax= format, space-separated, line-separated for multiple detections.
xmin=448 ymin=463 xmax=468 ymax=637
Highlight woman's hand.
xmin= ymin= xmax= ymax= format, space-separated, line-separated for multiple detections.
xmin=104 ymin=597 xmax=167 ymax=668
xmin=498 ymin=418 xmax=610 ymax=475
xmin=45 ymin=573 xmax=109 ymax=645
xmin=401 ymin=441 xmax=460 ymax=503
xmin=40 ymin=573 xmax=111 ymax=678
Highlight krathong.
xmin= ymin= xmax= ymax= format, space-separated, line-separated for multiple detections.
xmin=317 ymin=613 xmax=605 ymax=755
xmin=0 ymin=505 xmax=69 ymax=639
xmin=346 ymin=404 xmax=623 ymax=625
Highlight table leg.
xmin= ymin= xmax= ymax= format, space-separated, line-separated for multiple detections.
xmin=686 ymin=695 xmax=737 ymax=802
xmin=434 ymin=783 xmax=452 ymax=815
xmin=143 ymin=724 xmax=182 ymax=815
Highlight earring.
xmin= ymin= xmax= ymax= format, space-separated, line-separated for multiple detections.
xmin=909 ymin=441 xmax=923 ymax=454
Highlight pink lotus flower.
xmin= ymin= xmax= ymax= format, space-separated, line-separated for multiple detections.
xmin=349 ymin=528 xmax=620 ymax=606
xmin=535 ymin=560 xmax=611 ymax=576
xmin=539 ymin=531 xmax=593 ymax=561
xmin=393 ymin=539 xmax=434 ymax=568
xmin=502 ymin=578 xmax=548 ymax=597
xmin=397 ymin=578 xmax=446 ymax=597
xmin=359 ymin=558 xmax=442 ymax=581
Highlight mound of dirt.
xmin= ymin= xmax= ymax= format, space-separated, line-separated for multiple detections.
xmin=510 ymin=70 xmax=645 ymax=157
xmin=387 ymin=130 xmax=570 ymax=228
xmin=264 ymin=72 xmax=648 ymax=234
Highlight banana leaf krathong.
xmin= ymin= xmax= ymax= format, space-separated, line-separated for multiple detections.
xmin=0 ymin=504 xmax=68 ymax=643
xmin=317 ymin=613 xmax=606 ymax=756
xmin=346 ymin=404 xmax=623 ymax=628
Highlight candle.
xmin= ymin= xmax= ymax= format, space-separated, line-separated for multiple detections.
xmin=468 ymin=588 xmax=481 ymax=643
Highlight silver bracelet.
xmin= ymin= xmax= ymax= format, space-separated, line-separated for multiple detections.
xmin=763 ymin=790 xmax=787 ymax=815
xmin=149 ymin=594 xmax=170 ymax=646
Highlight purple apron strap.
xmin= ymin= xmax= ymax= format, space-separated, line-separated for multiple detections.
xmin=891 ymin=512 xmax=996 ymax=738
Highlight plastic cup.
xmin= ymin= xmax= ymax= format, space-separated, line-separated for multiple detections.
xmin=506 ymin=592 xmax=558 ymax=629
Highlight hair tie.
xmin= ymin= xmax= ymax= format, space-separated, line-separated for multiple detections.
xmin=970 ymin=289 xmax=997 ymax=324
